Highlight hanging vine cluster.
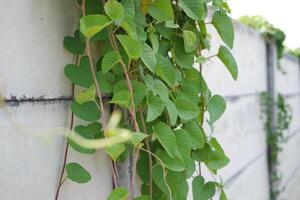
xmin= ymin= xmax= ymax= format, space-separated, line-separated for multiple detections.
xmin=57 ymin=0 xmax=238 ymax=199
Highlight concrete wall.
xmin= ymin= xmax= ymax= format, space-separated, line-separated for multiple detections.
xmin=0 ymin=2 xmax=300 ymax=200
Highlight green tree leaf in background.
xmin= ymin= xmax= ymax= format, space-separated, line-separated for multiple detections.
xmin=66 ymin=162 xmax=91 ymax=183
xmin=80 ymin=15 xmax=112 ymax=38
xmin=212 ymin=11 xmax=234 ymax=49
xmin=156 ymin=150 xmax=185 ymax=172
xmin=207 ymin=95 xmax=226 ymax=124
xmin=217 ymin=45 xmax=238 ymax=80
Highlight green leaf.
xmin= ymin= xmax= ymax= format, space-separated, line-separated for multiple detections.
xmin=146 ymin=96 xmax=165 ymax=122
xmin=113 ymin=80 xmax=147 ymax=107
xmin=116 ymin=35 xmax=143 ymax=60
xmin=68 ymin=125 xmax=97 ymax=154
xmin=131 ymin=132 xmax=148 ymax=147
xmin=105 ymin=144 xmax=126 ymax=160
xmin=163 ymin=98 xmax=178 ymax=126
xmin=80 ymin=15 xmax=112 ymax=38
xmin=183 ymin=122 xmax=205 ymax=149
xmin=120 ymin=15 xmax=137 ymax=39
xmin=64 ymin=56 xmax=93 ymax=88
xmin=207 ymin=95 xmax=226 ymax=123
xmin=156 ymin=150 xmax=185 ymax=172
xmin=174 ymin=37 xmax=194 ymax=69
xmin=217 ymin=45 xmax=238 ymax=80
xmin=212 ymin=11 xmax=234 ymax=49
xmin=66 ymin=162 xmax=91 ymax=183
xmin=63 ymin=30 xmax=85 ymax=54
xmin=96 ymin=71 xmax=115 ymax=93
xmin=179 ymin=0 xmax=205 ymax=20
xmin=153 ymin=122 xmax=176 ymax=158
xmin=141 ymin=44 xmax=157 ymax=72
xmin=155 ymin=54 xmax=176 ymax=87
xmin=192 ymin=176 xmax=216 ymax=200
xmin=175 ymin=92 xmax=199 ymax=121
xmin=102 ymin=51 xmax=121 ymax=73
xmin=152 ymin=164 xmax=170 ymax=196
xmin=183 ymin=30 xmax=197 ymax=53
xmin=148 ymin=0 xmax=174 ymax=22
xmin=75 ymin=85 xmax=95 ymax=104
xmin=71 ymin=101 xmax=101 ymax=121
xmin=175 ymin=129 xmax=192 ymax=164
xmin=220 ymin=188 xmax=228 ymax=200
xmin=145 ymin=76 xmax=169 ymax=101
xmin=134 ymin=196 xmax=151 ymax=200
xmin=108 ymin=187 xmax=128 ymax=200
xmin=110 ymin=90 xmax=131 ymax=108
xmin=206 ymin=151 xmax=230 ymax=171
xmin=104 ymin=0 xmax=124 ymax=20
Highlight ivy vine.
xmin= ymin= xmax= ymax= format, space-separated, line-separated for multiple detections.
xmin=241 ymin=15 xmax=294 ymax=200
xmin=56 ymin=0 xmax=238 ymax=200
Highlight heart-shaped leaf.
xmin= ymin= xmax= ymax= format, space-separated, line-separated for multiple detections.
xmin=154 ymin=122 xmax=176 ymax=158
xmin=63 ymin=30 xmax=85 ymax=54
xmin=192 ymin=176 xmax=216 ymax=200
xmin=66 ymin=162 xmax=91 ymax=183
xmin=71 ymin=101 xmax=101 ymax=121
xmin=110 ymin=90 xmax=131 ymax=108
xmin=116 ymin=35 xmax=143 ymax=60
xmin=102 ymin=51 xmax=121 ymax=74
xmin=64 ymin=56 xmax=93 ymax=88
xmin=131 ymin=132 xmax=148 ymax=147
xmin=120 ymin=15 xmax=137 ymax=39
xmin=104 ymin=0 xmax=124 ymax=20
xmin=80 ymin=15 xmax=112 ymax=38
xmin=217 ymin=45 xmax=238 ymax=80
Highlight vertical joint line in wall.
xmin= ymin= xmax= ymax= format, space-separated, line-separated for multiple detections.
xmin=266 ymin=42 xmax=277 ymax=200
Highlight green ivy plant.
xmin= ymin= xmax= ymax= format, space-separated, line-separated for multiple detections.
xmin=260 ymin=93 xmax=292 ymax=200
xmin=56 ymin=0 xmax=238 ymax=199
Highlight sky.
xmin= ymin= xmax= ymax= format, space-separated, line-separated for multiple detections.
xmin=229 ymin=0 xmax=300 ymax=49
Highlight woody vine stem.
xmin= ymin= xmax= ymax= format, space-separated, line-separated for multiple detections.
xmin=56 ymin=0 xmax=238 ymax=199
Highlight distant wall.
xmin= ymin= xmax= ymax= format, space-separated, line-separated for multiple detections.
xmin=0 ymin=2 xmax=300 ymax=200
